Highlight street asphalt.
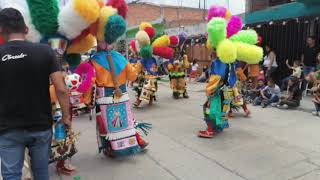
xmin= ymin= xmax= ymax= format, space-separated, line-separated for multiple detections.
xmin=3 ymin=82 xmax=319 ymax=180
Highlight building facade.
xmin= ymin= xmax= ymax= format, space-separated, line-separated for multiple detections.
xmin=127 ymin=3 xmax=207 ymax=28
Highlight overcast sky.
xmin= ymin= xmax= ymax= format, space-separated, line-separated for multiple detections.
xmin=128 ymin=0 xmax=246 ymax=15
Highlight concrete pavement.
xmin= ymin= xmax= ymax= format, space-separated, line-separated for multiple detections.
xmin=45 ymin=82 xmax=320 ymax=180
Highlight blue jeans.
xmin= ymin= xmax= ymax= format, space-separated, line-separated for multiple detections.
xmin=303 ymin=66 xmax=315 ymax=76
xmin=0 ymin=129 xmax=52 ymax=180
xmin=254 ymin=94 xmax=279 ymax=106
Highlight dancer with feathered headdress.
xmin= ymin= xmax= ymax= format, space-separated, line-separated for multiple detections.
xmin=198 ymin=6 xmax=263 ymax=138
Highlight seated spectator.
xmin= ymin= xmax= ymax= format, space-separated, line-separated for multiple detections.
xmin=197 ymin=65 xmax=209 ymax=83
xmin=277 ymin=77 xmax=302 ymax=109
xmin=253 ymin=79 xmax=280 ymax=108
xmin=281 ymin=59 xmax=302 ymax=91
xmin=246 ymin=79 xmax=265 ymax=101
xmin=312 ymin=87 xmax=320 ymax=116
xmin=189 ymin=59 xmax=199 ymax=82
xmin=305 ymin=71 xmax=320 ymax=92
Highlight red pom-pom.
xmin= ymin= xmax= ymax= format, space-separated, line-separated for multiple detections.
xmin=0 ymin=36 xmax=5 ymax=45
xmin=144 ymin=27 xmax=156 ymax=40
xmin=153 ymin=47 xmax=174 ymax=59
xmin=169 ymin=36 xmax=179 ymax=47
xmin=107 ymin=0 xmax=128 ymax=19
xmin=257 ymin=36 xmax=262 ymax=45
xmin=130 ymin=40 xmax=137 ymax=53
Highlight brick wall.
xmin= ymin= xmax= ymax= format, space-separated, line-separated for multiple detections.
xmin=127 ymin=3 xmax=207 ymax=28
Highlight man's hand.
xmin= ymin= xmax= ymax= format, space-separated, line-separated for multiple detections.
xmin=114 ymin=87 xmax=123 ymax=98
xmin=62 ymin=114 xmax=72 ymax=128
xmin=50 ymin=72 xmax=71 ymax=128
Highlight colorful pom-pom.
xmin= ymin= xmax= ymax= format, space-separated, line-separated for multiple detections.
xmin=96 ymin=6 xmax=117 ymax=41
xmin=130 ymin=40 xmax=137 ymax=53
xmin=216 ymin=39 xmax=237 ymax=64
xmin=152 ymin=32 xmax=163 ymax=43
xmin=207 ymin=6 xmax=227 ymax=21
xmin=207 ymin=17 xmax=226 ymax=48
xmin=139 ymin=22 xmax=152 ymax=30
xmin=27 ymin=0 xmax=59 ymax=36
xmin=135 ymin=40 xmax=141 ymax=52
xmin=144 ymin=27 xmax=156 ymax=39
xmin=106 ymin=0 xmax=128 ymax=19
xmin=257 ymin=36 xmax=262 ymax=45
xmin=227 ymin=16 xmax=242 ymax=38
xmin=230 ymin=30 xmax=258 ymax=45
xmin=75 ymin=62 xmax=95 ymax=93
xmin=104 ymin=15 xmax=126 ymax=44
xmin=58 ymin=0 xmax=100 ymax=39
xmin=139 ymin=45 xmax=153 ymax=59
xmin=136 ymin=30 xmax=150 ymax=47
xmin=153 ymin=47 xmax=174 ymax=59
xmin=169 ymin=36 xmax=179 ymax=47
xmin=152 ymin=35 xmax=170 ymax=48
xmin=234 ymin=42 xmax=263 ymax=64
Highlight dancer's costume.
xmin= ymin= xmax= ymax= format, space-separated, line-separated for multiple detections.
xmin=198 ymin=6 xmax=263 ymax=138
xmin=0 ymin=0 xmax=101 ymax=175
xmin=130 ymin=23 xmax=176 ymax=106
xmin=228 ymin=64 xmax=250 ymax=117
xmin=168 ymin=54 xmax=190 ymax=99
xmin=73 ymin=1 xmax=152 ymax=157
xmin=133 ymin=57 xmax=159 ymax=106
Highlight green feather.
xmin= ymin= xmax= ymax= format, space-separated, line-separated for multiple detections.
xmin=207 ymin=18 xmax=227 ymax=48
xmin=27 ymin=0 xmax=59 ymax=36
xmin=105 ymin=15 xmax=126 ymax=44
xmin=230 ymin=30 xmax=258 ymax=45
xmin=139 ymin=45 xmax=153 ymax=59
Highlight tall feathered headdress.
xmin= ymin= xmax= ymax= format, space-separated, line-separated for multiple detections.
xmin=132 ymin=22 xmax=178 ymax=60
xmin=206 ymin=6 xmax=263 ymax=64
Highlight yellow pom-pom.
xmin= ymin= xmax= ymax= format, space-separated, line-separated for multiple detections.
xmin=139 ymin=22 xmax=152 ymax=30
xmin=225 ymin=10 xmax=231 ymax=21
xmin=152 ymin=35 xmax=170 ymax=48
xmin=74 ymin=0 xmax=100 ymax=23
xmin=136 ymin=30 xmax=150 ymax=47
xmin=206 ymin=40 xmax=212 ymax=49
xmin=217 ymin=39 xmax=237 ymax=64
xmin=97 ymin=6 xmax=117 ymax=41
xmin=234 ymin=42 xmax=263 ymax=64
xmin=67 ymin=34 xmax=96 ymax=54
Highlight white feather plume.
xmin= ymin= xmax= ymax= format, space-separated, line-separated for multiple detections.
xmin=58 ymin=0 xmax=90 ymax=40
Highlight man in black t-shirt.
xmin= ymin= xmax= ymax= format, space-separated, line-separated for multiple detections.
xmin=302 ymin=36 xmax=320 ymax=76
xmin=0 ymin=8 xmax=71 ymax=180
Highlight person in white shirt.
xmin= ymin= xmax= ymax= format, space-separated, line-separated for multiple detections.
xmin=263 ymin=45 xmax=278 ymax=79
xmin=189 ymin=59 xmax=199 ymax=82
xmin=281 ymin=60 xmax=302 ymax=91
